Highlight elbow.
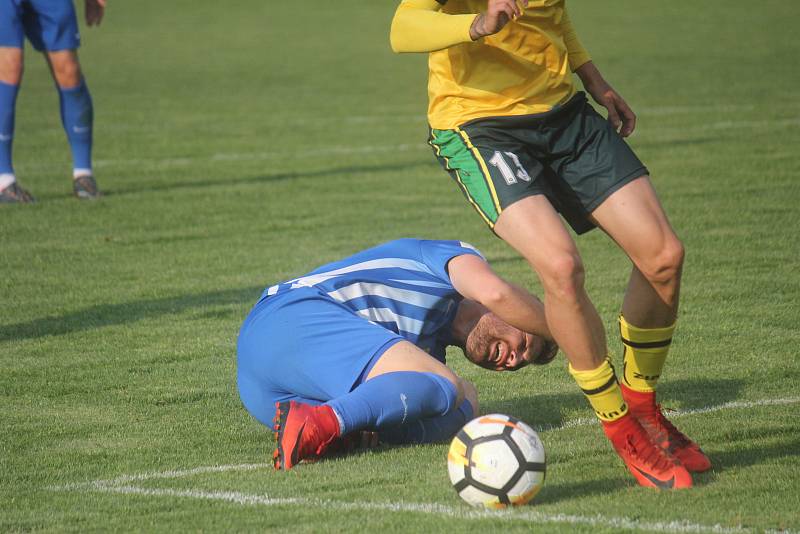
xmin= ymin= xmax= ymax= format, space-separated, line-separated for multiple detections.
xmin=389 ymin=21 xmax=409 ymax=53
xmin=478 ymin=282 xmax=514 ymax=310
xmin=389 ymin=7 xmax=417 ymax=53
xmin=389 ymin=33 xmax=404 ymax=54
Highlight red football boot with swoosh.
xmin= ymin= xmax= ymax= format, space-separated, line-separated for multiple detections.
xmin=622 ymin=384 xmax=712 ymax=473
xmin=272 ymin=401 xmax=341 ymax=470
xmin=602 ymin=413 xmax=693 ymax=489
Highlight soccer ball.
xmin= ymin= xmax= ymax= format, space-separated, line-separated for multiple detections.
xmin=447 ymin=414 xmax=546 ymax=508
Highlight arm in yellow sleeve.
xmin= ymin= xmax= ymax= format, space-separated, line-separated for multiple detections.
xmin=390 ymin=0 xmax=478 ymax=53
xmin=561 ymin=6 xmax=591 ymax=71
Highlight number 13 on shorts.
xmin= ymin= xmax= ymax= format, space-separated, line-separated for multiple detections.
xmin=489 ymin=151 xmax=531 ymax=185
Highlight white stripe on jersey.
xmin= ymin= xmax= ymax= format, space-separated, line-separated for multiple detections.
xmin=327 ymin=282 xmax=445 ymax=309
xmin=388 ymin=279 xmax=453 ymax=289
xmin=459 ymin=241 xmax=484 ymax=258
xmin=355 ymin=307 xmax=426 ymax=336
xmin=266 ymin=258 xmax=437 ymax=295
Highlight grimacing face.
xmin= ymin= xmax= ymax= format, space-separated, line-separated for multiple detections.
xmin=464 ymin=312 xmax=556 ymax=371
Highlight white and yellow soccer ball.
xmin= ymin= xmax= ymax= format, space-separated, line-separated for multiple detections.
xmin=447 ymin=414 xmax=546 ymax=508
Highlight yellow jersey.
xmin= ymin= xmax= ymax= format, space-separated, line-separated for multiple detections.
xmin=391 ymin=0 xmax=591 ymax=129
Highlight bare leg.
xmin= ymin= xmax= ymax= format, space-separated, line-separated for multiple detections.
xmin=0 ymin=47 xmax=24 ymax=85
xmin=591 ymin=176 xmax=684 ymax=328
xmin=45 ymin=50 xmax=83 ymax=88
xmin=493 ymin=195 xmax=607 ymax=371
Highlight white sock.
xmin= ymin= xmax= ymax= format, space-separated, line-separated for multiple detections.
xmin=73 ymin=168 xmax=93 ymax=179
xmin=0 ymin=173 xmax=16 ymax=190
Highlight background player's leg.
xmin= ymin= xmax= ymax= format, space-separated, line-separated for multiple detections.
xmin=0 ymin=47 xmax=24 ymax=198
xmin=46 ymin=50 xmax=97 ymax=194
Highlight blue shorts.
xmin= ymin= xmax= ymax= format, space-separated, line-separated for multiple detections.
xmin=237 ymin=287 xmax=404 ymax=428
xmin=0 ymin=0 xmax=80 ymax=51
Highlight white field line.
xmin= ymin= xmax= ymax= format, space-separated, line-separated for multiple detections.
xmin=48 ymin=396 xmax=800 ymax=533
xmin=533 ymin=396 xmax=800 ymax=433
xmin=54 ymin=483 xmax=759 ymax=534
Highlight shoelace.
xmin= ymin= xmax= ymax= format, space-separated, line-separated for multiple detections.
xmin=638 ymin=404 xmax=691 ymax=449
xmin=626 ymin=425 xmax=674 ymax=473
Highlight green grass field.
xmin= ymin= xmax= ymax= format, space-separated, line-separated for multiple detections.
xmin=2 ymin=0 xmax=799 ymax=531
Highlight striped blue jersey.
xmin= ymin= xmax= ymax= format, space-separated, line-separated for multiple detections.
xmin=261 ymin=239 xmax=484 ymax=361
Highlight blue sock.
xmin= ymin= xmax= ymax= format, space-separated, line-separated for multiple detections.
xmin=379 ymin=398 xmax=474 ymax=444
xmin=0 ymin=81 xmax=19 ymax=175
xmin=58 ymin=81 xmax=93 ymax=173
xmin=327 ymin=372 xmax=458 ymax=434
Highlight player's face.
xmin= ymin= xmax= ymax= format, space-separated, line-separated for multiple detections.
xmin=465 ymin=313 xmax=554 ymax=371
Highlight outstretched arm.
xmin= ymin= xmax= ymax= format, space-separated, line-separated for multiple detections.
xmin=447 ymin=253 xmax=552 ymax=339
xmin=390 ymin=0 xmax=528 ymax=53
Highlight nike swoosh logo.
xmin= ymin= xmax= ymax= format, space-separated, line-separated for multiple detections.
xmin=0 ymin=134 xmax=11 ymax=141
xmin=72 ymin=126 xmax=90 ymax=134
xmin=633 ymin=465 xmax=675 ymax=489
xmin=290 ymin=421 xmax=307 ymax=467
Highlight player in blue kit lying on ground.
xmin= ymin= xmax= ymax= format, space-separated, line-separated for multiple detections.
xmin=237 ymin=238 xmax=558 ymax=470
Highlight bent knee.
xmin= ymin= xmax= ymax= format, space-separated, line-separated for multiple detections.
xmin=49 ymin=56 xmax=83 ymax=88
xmin=0 ymin=51 xmax=23 ymax=85
xmin=426 ymin=372 xmax=462 ymax=416
xmin=535 ymin=252 xmax=586 ymax=302
xmin=639 ymin=236 xmax=685 ymax=286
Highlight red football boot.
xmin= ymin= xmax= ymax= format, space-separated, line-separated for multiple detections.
xmin=621 ymin=384 xmax=712 ymax=473
xmin=272 ymin=401 xmax=341 ymax=470
xmin=602 ymin=414 xmax=693 ymax=489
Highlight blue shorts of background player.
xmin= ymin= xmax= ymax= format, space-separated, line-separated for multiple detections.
xmin=0 ymin=0 xmax=106 ymax=203
xmin=236 ymin=238 xmax=558 ymax=470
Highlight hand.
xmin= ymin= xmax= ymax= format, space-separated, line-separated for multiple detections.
xmin=470 ymin=0 xmax=528 ymax=40
xmin=85 ymin=0 xmax=106 ymax=26
xmin=575 ymin=61 xmax=637 ymax=137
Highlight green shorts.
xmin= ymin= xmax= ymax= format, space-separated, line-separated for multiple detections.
xmin=429 ymin=92 xmax=648 ymax=234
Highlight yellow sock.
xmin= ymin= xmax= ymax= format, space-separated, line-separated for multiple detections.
xmin=569 ymin=358 xmax=628 ymax=422
xmin=619 ymin=315 xmax=675 ymax=393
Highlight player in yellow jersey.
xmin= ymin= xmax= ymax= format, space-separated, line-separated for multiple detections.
xmin=391 ymin=0 xmax=710 ymax=489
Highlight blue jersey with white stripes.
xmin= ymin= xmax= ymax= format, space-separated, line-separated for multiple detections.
xmin=260 ymin=239 xmax=484 ymax=361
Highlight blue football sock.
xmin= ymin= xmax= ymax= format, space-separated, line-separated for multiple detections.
xmin=58 ymin=81 xmax=93 ymax=173
xmin=327 ymin=372 xmax=458 ymax=435
xmin=379 ymin=398 xmax=474 ymax=444
xmin=0 ymin=81 xmax=19 ymax=175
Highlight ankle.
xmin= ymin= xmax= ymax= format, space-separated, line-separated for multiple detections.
xmin=621 ymin=383 xmax=656 ymax=411
xmin=601 ymin=412 xmax=636 ymax=436
xmin=317 ymin=405 xmax=343 ymax=438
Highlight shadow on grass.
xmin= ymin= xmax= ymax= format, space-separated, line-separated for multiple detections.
xmin=102 ymin=159 xmax=435 ymax=197
xmin=0 ymin=286 xmax=263 ymax=342
xmin=480 ymin=377 xmax=747 ymax=431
